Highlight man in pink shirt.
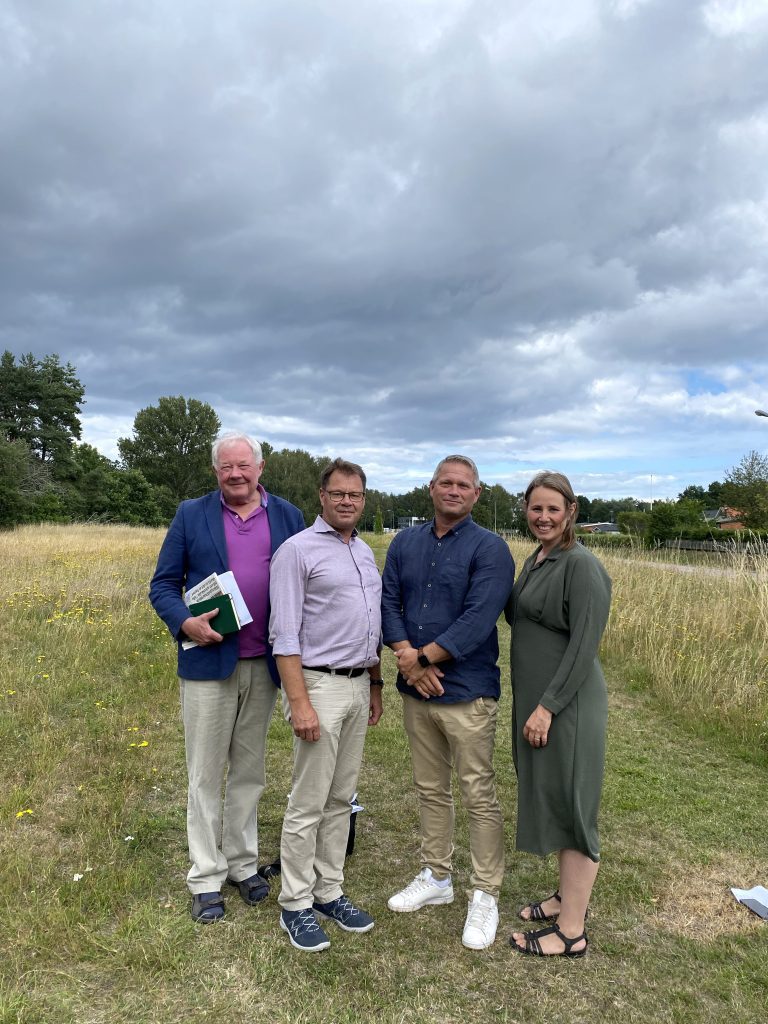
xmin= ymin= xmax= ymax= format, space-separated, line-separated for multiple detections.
xmin=150 ymin=431 xmax=304 ymax=922
xmin=269 ymin=458 xmax=383 ymax=951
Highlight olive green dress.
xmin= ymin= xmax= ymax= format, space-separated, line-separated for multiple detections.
xmin=507 ymin=542 xmax=611 ymax=862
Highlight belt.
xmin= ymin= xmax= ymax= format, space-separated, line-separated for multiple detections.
xmin=303 ymin=665 xmax=367 ymax=678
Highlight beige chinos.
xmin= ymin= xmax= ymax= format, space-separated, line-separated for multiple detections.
xmin=181 ymin=657 xmax=277 ymax=893
xmin=278 ymin=670 xmax=371 ymax=910
xmin=401 ymin=692 xmax=504 ymax=898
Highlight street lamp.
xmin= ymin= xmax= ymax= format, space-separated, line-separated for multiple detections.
xmin=756 ymin=409 xmax=768 ymax=418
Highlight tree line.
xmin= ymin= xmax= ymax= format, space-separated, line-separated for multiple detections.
xmin=2 ymin=350 xmax=767 ymax=534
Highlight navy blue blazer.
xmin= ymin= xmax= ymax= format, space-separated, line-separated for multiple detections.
xmin=149 ymin=489 xmax=305 ymax=682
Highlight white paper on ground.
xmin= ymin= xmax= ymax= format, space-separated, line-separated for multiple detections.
xmin=730 ymin=884 xmax=768 ymax=908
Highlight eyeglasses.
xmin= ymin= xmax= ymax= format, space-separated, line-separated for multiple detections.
xmin=324 ymin=489 xmax=365 ymax=502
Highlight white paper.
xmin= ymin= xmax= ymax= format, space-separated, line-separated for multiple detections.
xmin=181 ymin=570 xmax=252 ymax=650
xmin=730 ymin=884 xmax=768 ymax=905
xmin=216 ymin=570 xmax=253 ymax=626
xmin=184 ymin=571 xmax=224 ymax=606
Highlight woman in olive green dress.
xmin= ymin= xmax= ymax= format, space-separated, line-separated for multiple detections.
xmin=507 ymin=471 xmax=611 ymax=958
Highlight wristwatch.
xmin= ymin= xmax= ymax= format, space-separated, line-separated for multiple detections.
xmin=417 ymin=647 xmax=431 ymax=669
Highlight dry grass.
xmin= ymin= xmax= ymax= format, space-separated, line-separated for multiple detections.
xmin=597 ymin=544 xmax=768 ymax=751
xmin=1 ymin=525 xmax=766 ymax=1024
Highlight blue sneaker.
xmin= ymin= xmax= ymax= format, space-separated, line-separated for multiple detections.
xmin=312 ymin=894 xmax=375 ymax=933
xmin=280 ymin=908 xmax=331 ymax=952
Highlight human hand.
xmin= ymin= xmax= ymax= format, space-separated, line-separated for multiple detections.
xmin=181 ymin=610 xmax=224 ymax=645
xmin=523 ymin=704 xmax=553 ymax=747
xmin=368 ymin=684 xmax=383 ymax=726
xmin=290 ymin=700 xmax=321 ymax=742
xmin=394 ymin=646 xmax=419 ymax=677
xmin=407 ymin=665 xmax=445 ymax=699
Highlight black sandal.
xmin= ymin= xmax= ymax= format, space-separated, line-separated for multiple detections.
xmin=510 ymin=922 xmax=588 ymax=958
xmin=518 ymin=890 xmax=561 ymax=922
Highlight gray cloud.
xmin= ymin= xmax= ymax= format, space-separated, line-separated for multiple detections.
xmin=1 ymin=0 xmax=767 ymax=497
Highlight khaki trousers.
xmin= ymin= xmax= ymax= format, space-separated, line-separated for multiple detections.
xmin=401 ymin=693 xmax=505 ymax=899
xmin=279 ymin=670 xmax=370 ymax=910
xmin=181 ymin=658 xmax=277 ymax=893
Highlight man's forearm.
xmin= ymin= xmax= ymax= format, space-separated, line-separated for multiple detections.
xmin=276 ymin=654 xmax=310 ymax=708
xmin=276 ymin=654 xmax=320 ymax=742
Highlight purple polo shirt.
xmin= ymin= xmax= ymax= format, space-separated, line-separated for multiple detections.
xmin=222 ymin=485 xmax=271 ymax=657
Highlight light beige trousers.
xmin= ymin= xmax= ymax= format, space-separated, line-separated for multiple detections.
xmin=278 ymin=670 xmax=370 ymax=910
xmin=181 ymin=657 xmax=277 ymax=893
xmin=401 ymin=693 xmax=505 ymax=899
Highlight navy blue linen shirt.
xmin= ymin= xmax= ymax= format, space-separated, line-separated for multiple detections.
xmin=381 ymin=516 xmax=515 ymax=703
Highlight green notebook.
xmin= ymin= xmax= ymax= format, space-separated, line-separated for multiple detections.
xmin=187 ymin=593 xmax=241 ymax=635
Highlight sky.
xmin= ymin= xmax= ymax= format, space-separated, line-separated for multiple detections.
xmin=2 ymin=0 xmax=768 ymax=500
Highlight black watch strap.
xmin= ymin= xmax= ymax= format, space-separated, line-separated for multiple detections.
xmin=417 ymin=647 xmax=431 ymax=669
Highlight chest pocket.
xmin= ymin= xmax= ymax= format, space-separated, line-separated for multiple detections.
xmin=436 ymin=559 xmax=470 ymax=600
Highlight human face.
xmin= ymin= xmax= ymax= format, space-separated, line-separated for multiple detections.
xmin=214 ymin=441 xmax=265 ymax=507
xmin=429 ymin=461 xmax=481 ymax=524
xmin=525 ymin=486 xmax=576 ymax=552
xmin=319 ymin=471 xmax=366 ymax=537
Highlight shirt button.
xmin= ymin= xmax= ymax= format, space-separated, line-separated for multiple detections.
xmin=423 ymin=603 xmax=428 ymax=608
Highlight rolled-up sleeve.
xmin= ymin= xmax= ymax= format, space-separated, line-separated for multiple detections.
xmin=268 ymin=540 xmax=306 ymax=657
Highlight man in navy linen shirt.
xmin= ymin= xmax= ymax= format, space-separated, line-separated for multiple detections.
xmin=381 ymin=454 xmax=515 ymax=951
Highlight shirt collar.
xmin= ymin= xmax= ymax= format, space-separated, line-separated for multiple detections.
xmin=313 ymin=514 xmax=358 ymax=539
xmin=220 ymin=483 xmax=268 ymax=514
xmin=534 ymin=542 xmax=565 ymax=564
xmin=430 ymin=513 xmax=473 ymax=538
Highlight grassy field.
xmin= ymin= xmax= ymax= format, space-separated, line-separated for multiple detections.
xmin=1 ymin=524 xmax=766 ymax=1024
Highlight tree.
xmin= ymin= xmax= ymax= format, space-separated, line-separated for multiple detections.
xmin=374 ymin=506 xmax=384 ymax=534
xmin=575 ymin=495 xmax=592 ymax=522
xmin=706 ymin=480 xmax=726 ymax=507
xmin=722 ymin=450 xmax=768 ymax=529
xmin=617 ymin=510 xmax=650 ymax=537
xmin=646 ymin=500 xmax=705 ymax=544
xmin=677 ymin=485 xmax=706 ymax=506
xmin=118 ymin=396 xmax=221 ymax=514
xmin=0 ymin=438 xmax=33 ymax=527
xmin=260 ymin=448 xmax=321 ymax=525
xmin=0 ymin=351 xmax=84 ymax=471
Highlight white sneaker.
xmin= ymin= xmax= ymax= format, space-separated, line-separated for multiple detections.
xmin=388 ymin=868 xmax=454 ymax=913
xmin=462 ymin=890 xmax=499 ymax=949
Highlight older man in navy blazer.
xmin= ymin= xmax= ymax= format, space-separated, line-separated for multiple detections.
xmin=150 ymin=431 xmax=304 ymax=922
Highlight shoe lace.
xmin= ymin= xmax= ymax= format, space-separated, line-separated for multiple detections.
xmin=291 ymin=909 xmax=321 ymax=935
xmin=466 ymin=899 xmax=495 ymax=930
xmin=333 ymin=896 xmax=356 ymax=918
xmin=412 ymin=872 xmax=439 ymax=893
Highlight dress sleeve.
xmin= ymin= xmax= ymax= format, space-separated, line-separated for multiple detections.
xmin=539 ymin=553 xmax=611 ymax=715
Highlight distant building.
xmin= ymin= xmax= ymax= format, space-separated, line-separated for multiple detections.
xmin=397 ymin=516 xmax=428 ymax=529
xmin=708 ymin=507 xmax=749 ymax=532
xmin=578 ymin=522 xmax=621 ymax=534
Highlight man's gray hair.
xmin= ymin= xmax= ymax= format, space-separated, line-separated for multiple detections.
xmin=431 ymin=454 xmax=480 ymax=488
xmin=211 ymin=431 xmax=263 ymax=468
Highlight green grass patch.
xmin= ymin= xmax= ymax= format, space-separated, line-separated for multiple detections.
xmin=1 ymin=524 xmax=766 ymax=1024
